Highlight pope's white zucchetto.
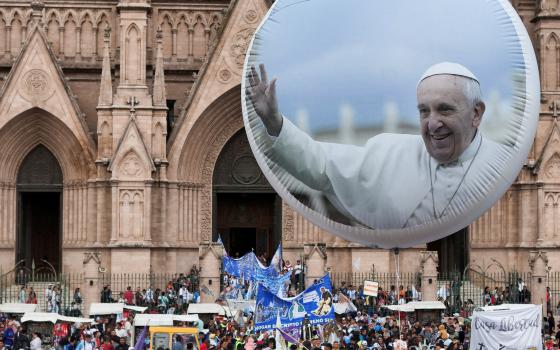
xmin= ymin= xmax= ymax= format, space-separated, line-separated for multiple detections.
xmin=418 ymin=62 xmax=479 ymax=87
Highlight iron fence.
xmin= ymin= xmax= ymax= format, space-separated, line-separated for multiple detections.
xmin=1 ymin=268 xmax=559 ymax=318
xmin=330 ymin=270 xmax=560 ymax=317
xmin=331 ymin=272 xmax=421 ymax=294
xmin=0 ymin=270 xmax=83 ymax=315
xmin=99 ymin=272 xmax=201 ymax=302
xmin=547 ymin=271 xmax=560 ymax=315
xmin=437 ymin=271 xmax=534 ymax=316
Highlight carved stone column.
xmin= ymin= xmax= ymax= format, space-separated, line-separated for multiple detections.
xmin=199 ymin=242 xmax=223 ymax=302
xmin=529 ymin=251 xmax=550 ymax=311
xmin=82 ymin=252 xmax=103 ymax=317
xmin=420 ymin=251 xmax=439 ymax=301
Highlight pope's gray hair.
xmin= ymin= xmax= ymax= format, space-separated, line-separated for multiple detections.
xmin=461 ymin=76 xmax=483 ymax=107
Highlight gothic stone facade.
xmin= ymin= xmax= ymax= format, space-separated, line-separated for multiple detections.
xmin=0 ymin=0 xmax=558 ymax=301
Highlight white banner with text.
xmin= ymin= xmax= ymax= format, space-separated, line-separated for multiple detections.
xmin=470 ymin=304 xmax=542 ymax=350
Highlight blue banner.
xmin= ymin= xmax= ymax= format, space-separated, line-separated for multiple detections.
xmin=222 ymin=245 xmax=290 ymax=295
xmin=254 ymin=274 xmax=334 ymax=331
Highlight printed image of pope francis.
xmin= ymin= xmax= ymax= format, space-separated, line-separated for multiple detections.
xmin=247 ymin=62 xmax=507 ymax=230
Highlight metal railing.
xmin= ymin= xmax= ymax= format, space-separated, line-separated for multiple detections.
xmin=99 ymin=272 xmax=201 ymax=302
xmin=0 ymin=270 xmax=83 ymax=315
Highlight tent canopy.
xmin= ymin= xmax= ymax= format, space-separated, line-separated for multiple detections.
xmin=0 ymin=303 xmax=38 ymax=314
xmin=133 ymin=314 xmax=200 ymax=326
xmin=89 ymin=303 xmax=147 ymax=316
xmin=386 ymin=301 xmax=446 ymax=313
xmin=21 ymin=312 xmax=94 ymax=324
xmin=187 ymin=303 xmax=231 ymax=316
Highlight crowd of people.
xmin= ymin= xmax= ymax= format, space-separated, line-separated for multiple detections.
xmin=0 ymin=313 xmax=138 ymax=350
xmin=5 ymin=261 xmax=560 ymax=349
xmin=14 ymin=284 xmax=82 ymax=318
xmin=2 ymin=294 xmax=560 ymax=350
xmin=100 ymin=266 xmax=202 ymax=315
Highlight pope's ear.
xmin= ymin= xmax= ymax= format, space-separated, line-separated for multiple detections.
xmin=472 ymin=101 xmax=485 ymax=128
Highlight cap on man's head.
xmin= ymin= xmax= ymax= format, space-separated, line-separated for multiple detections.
xmin=418 ymin=62 xmax=479 ymax=87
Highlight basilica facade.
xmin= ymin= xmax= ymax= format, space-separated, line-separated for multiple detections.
xmin=0 ymin=0 xmax=558 ymax=301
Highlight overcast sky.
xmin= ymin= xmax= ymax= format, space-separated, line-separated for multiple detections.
xmin=251 ymin=0 xmax=522 ymax=137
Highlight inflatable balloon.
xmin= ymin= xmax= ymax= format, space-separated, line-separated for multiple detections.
xmin=241 ymin=0 xmax=539 ymax=248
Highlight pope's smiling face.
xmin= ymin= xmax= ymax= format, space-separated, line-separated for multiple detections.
xmin=417 ymin=74 xmax=484 ymax=163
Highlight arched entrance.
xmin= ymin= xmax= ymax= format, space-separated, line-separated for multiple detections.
xmin=212 ymin=129 xmax=281 ymax=260
xmin=16 ymin=145 xmax=63 ymax=273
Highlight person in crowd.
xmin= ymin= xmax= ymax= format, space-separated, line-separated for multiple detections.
xmin=27 ymin=287 xmax=38 ymax=304
xmin=123 ymin=287 xmax=134 ymax=305
xmin=30 ymin=332 xmax=42 ymax=350
xmin=117 ymin=337 xmax=130 ymax=350
xmin=74 ymin=288 xmax=82 ymax=305
xmin=100 ymin=336 xmax=113 ymax=350
xmin=18 ymin=286 xmax=26 ymax=304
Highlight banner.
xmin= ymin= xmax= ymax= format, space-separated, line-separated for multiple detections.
xmin=363 ymin=281 xmax=379 ymax=297
xmin=255 ymin=274 xmax=334 ymax=331
xmin=470 ymin=304 xmax=542 ymax=350
xmin=222 ymin=245 xmax=290 ymax=295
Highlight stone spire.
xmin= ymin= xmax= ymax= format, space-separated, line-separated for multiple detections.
xmin=98 ymin=28 xmax=113 ymax=107
xmin=152 ymin=28 xmax=167 ymax=107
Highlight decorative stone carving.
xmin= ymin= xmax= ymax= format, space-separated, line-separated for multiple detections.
xmin=200 ymin=117 xmax=244 ymax=241
xmin=544 ymin=153 xmax=560 ymax=180
xmin=122 ymin=153 xmax=142 ymax=178
xmin=213 ymin=129 xmax=270 ymax=187
xmin=540 ymin=0 xmax=560 ymax=14
xmin=244 ymin=10 xmax=258 ymax=24
xmin=232 ymin=155 xmax=261 ymax=184
xmin=217 ymin=68 xmax=232 ymax=83
xmin=544 ymin=192 xmax=560 ymax=238
xmin=230 ymin=27 xmax=255 ymax=67
xmin=83 ymin=251 xmax=101 ymax=265
xmin=118 ymin=189 xmax=144 ymax=239
xmin=20 ymin=69 xmax=54 ymax=102
xmin=529 ymin=250 xmax=550 ymax=271
xmin=282 ymin=201 xmax=295 ymax=241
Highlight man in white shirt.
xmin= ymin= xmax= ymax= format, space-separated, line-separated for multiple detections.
xmin=247 ymin=63 xmax=506 ymax=230
xmin=115 ymin=322 xmax=129 ymax=341
xmin=44 ymin=285 xmax=53 ymax=312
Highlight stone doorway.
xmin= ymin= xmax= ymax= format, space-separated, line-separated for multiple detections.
xmin=16 ymin=145 xmax=63 ymax=273
xmin=215 ymin=192 xmax=279 ymax=260
xmin=18 ymin=192 xmax=61 ymax=273
xmin=212 ymin=129 xmax=281 ymax=262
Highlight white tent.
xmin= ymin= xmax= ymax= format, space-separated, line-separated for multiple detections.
xmin=386 ymin=301 xmax=446 ymax=313
xmin=21 ymin=312 xmax=94 ymax=324
xmin=89 ymin=303 xmax=147 ymax=316
xmin=133 ymin=314 xmax=200 ymax=326
xmin=187 ymin=303 xmax=231 ymax=316
xmin=0 ymin=303 xmax=38 ymax=313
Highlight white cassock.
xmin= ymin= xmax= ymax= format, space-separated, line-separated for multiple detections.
xmin=268 ymin=116 xmax=507 ymax=230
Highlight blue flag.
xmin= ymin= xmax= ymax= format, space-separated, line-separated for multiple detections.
xmin=133 ymin=325 xmax=147 ymax=350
